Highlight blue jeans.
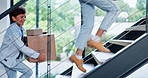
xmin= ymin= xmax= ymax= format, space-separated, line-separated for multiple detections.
xmin=75 ymin=0 xmax=120 ymax=50
xmin=1 ymin=59 xmax=33 ymax=78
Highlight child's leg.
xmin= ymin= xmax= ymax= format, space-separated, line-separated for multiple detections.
xmin=0 ymin=63 xmax=8 ymax=78
xmin=12 ymin=59 xmax=33 ymax=78
xmin=0 ymin=62 xmax=17 ymax=78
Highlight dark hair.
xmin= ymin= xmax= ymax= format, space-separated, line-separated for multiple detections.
xmin=10 ymin=6 xmax=26 ymax=23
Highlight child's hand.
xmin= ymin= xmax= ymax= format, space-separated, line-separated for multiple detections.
xmin=37 ymin=53 xmax=45 ymax=62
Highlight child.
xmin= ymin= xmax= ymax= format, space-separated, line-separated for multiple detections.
xmin=0 ymin=6 xmax=45 ymax=78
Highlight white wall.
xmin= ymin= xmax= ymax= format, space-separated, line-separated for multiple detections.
xmin=0 ymin=0 xmax=10 ymax=46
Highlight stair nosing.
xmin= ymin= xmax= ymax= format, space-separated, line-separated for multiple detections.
xmin=109 ymin=39 xmax=134 ymax=46
xmin=126 ymin=25 xmax=146 ymax=31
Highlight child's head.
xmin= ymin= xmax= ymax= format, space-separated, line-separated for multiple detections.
xmin=10 ymin=6 xmax=26 ymax=26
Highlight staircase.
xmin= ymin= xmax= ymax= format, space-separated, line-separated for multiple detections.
xmin=56 ymin=17 xmax=148 ymax=78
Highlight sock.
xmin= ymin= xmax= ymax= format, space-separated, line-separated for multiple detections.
xmin=91 ymin=35 xmax=101 ymax=42
xmin=76 ymin=55 xmax=82 ymax=60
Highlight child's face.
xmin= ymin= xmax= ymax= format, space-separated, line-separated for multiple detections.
xmin=12 ymin=14 xmax=26 ymax=26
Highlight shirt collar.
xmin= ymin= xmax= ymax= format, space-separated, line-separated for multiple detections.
xmin=12 ymin=22 xmax=24 ymax=30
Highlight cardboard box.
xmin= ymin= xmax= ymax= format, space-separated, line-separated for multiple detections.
xmin=25 ymin=34 xmax=56 ymax=62
xmin=26 ymin=29 xmax=42 ymax=36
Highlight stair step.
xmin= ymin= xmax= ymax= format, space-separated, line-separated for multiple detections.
xmin=55 ymin=75 xmax=71 ymax=78
xmin=83 ymin=34 xmax=148 ymax=78
xmin=126 ymin=25 xmax=146 ymax=31
xmin=91 ymin=52 xmax=114 ymax=64
xmin=109 ymin=40 xmax=134 ymax=46
xmin=71 ymin=63 xmax=95 ymax=78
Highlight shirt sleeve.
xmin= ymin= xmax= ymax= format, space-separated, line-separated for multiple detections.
xmin=9 ymin=28 xmax=40 ymax=59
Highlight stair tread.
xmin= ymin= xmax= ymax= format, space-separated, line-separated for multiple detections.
xmin=110 ymin=39 xmax=134 ymax=43
xmin=126 ymin=25 xmax=146 ymax=31
xmin=91 ymin=52 xmax=114 ymax=64
xmin=71 ymin=63 xmax=95 ymax=78
xmin=55 ymin=75 xmax=71 ymax=78
xmin=109 ymin=39 xmax=134 ymax=46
